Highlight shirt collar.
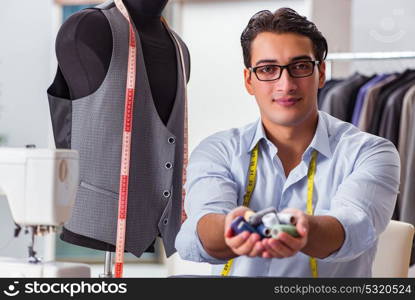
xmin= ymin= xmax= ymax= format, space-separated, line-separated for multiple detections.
xmin=247 ymin=112 xmax=332 ymax=159
xmin=248 ymin=119 xmax=268 ymax=152
xmin=306 ymin=111 xmax=332 ymax=159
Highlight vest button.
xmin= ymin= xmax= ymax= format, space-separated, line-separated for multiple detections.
xmin=163 ymin=190 xmax=171 ymax=198
xmin=165 ymin=162 xmax=173 ymax=169
xmin=168 ymin=137 xmax=176 ymax=144
xmin=163 ymin=218 xmax=168 ymax=225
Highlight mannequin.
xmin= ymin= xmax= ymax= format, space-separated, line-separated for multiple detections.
xmin=48 ymin=0 xmax=190 ymax=256
xmin=50 ymin=0 xmax=181 ymax=123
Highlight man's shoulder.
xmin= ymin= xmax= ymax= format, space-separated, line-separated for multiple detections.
xmin=193 ymin=121 xmax=257 ymax=158
xmin=203 ymin=121 xmax=256 ymax=141
xmin=321 ymin=111 xmax=396 ymax=154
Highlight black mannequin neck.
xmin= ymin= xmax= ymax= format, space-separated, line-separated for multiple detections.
xmin=123 ymin=0 xmax=168 ymax=17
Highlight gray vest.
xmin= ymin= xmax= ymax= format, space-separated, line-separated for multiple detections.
xmin=47 ymin=1 xmax=189 ymax=257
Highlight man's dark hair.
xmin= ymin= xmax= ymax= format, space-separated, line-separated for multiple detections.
xmin=241 ymin=8 xmax=328 ymax=68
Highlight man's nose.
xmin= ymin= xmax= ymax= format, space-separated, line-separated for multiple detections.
xmin=275 ymin=68 xmax=297 ymax=93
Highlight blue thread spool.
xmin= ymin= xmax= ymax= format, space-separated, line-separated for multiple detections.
xmin=230 ymin=216 xmax=258 ymax=236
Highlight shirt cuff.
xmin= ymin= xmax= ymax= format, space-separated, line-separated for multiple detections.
xmin=316 ymin=207 xmax=377 ymax=262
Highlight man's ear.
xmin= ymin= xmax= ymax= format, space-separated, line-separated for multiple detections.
xmin=318 ymin=61 xmax=326 ymax=89
xmin=244 ymin=68 xmax=255 ymax=95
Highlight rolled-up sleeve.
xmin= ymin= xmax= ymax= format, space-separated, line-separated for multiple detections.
xmin=318 ymin=138 xmax=400 ymax=262
xmin=175 ymin=135 xmax=239 ymax=264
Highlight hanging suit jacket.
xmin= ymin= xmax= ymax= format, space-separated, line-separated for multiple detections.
xmin=47 ymin=1 xmax=190 ymax=258
xmin=378 ymin=79 xmax=415 ymax=147
xmin=321 ymin=73 xmax=371 ymax=122
xmin=398 ymin=85 xmax=415 ymax=265
xmin=398 ymin=85 xmax=415 ymax=163
xmin=358 ymin=74 xmax=397 ymax=131
xmin=378 ymin=79 xmax=415 ymax=221
xmin=368 ymin=70 xmax=415 ymax=135
xmin=401 ymin=103 xmax=415 ymax=265
xmin=351 ymin=74 xmax=389 ymax=126
xmin=317 ymin=79 xmax=342 ymax=109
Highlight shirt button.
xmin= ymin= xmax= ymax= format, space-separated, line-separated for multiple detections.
xmin=163 ymin=218 xmax=168 ymax=225
xmin=168 ymin=137 xmax=176 ymax=144
xmin=165 ymin=162 xmax=173 ymax=169
xmin=163 ymin=190 xmax=171 ymax=198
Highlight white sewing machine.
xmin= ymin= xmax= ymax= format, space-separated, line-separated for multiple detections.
xmin=0 ymin=147 xmax=90 ymax=277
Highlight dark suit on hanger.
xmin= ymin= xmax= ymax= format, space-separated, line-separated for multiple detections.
xmin=378 ymin=78 xmax=415 ymax=147
xmin=351 ymin=74 xmax=390 ymax=126
xmin=368 ymin=70 xmax=415 ymax=135
xmin=398 ymin=86 xmax=415 ymax=224
xmin=401 ymin=107 xmax=415 ymax=265
xmin=321 ymin=73 xmax=371 ymax=122
xmin=318 ymin=79 xmax=342 ymax=109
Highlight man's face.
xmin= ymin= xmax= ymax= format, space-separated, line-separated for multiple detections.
xmin=244 ymin=32 xmax=325 ymax=127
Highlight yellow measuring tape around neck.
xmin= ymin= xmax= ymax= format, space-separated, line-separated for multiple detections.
xmin=221 ymin=143 xmax=319 ymax=277
xmin=307 ymin=150 xmax=318 ymax=278
xmin=221 ymin=143 xmax=259 ymax=276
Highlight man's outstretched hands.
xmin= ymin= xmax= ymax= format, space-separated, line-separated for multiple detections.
xmin=224 ymin=207 xmax=309 ymax=259
xmin=224 ymin=206 xmax=265 ymax=257
xmin=261 ymin=208 xmax=309 ymax=258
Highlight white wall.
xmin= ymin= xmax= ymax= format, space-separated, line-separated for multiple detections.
xmin=352 ymin=0 xmax=415 ymax=52
xmin=310 ymin=0 xmax=352 ymax=78
xmin=173 ymin=0 xmax=308 ymax=154
xmin=0 ymin=0 xmax=58 ymax=148
xmin=0 ymin=0 xmax=59 ymax=261
xmin=350 ymin=0 xmax=415 ymax=75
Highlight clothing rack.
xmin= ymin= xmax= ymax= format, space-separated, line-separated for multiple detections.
xmin=325 ymin=51 xmax=415 ymax=79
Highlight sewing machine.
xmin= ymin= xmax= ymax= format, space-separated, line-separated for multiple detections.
xmin=0 ymin=147 xmax=90 ymax=277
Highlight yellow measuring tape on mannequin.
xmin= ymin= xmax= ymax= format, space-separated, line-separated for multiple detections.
xmin=221 ymin=144 xmax=319 ymax=277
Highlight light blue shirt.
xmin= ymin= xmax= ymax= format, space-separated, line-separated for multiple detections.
xmin=175 ymin=111 xmax=400 ymax=277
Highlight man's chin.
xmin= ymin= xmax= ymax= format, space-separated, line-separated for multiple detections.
xmin=264 ymin=107 xmax=317 ymax=128
xmin=267 ymin=115 xmax=305 ymax=127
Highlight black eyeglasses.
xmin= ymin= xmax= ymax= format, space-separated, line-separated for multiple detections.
xmin=249 ymin=60 xmax=320 ymax=81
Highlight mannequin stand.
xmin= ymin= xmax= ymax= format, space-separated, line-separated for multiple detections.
xmin=99 ymin=251 xmax=113 ymax=278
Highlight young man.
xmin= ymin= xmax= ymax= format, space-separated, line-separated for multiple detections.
xmin=175 ymin=8 xmax=400 ymax=277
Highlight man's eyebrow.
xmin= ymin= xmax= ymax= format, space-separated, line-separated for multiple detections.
xmin=254 ymin=55 xmax=314 ymax=66
xmin=291 ymin=55 xmax=313 ymax=61
xmin=254 ymin=59 xmax=277 ymax=66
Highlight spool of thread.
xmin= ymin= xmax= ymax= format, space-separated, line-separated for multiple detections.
xmin=230 ymin=216 xmax=257 ymax=236
xmin=257 ymin=224 xmax=272 ymax=238
xmin=277 ymin=213 xmax=296 ymax=225
xmin=262 ymin=213 xmax=280 ymax=227
xmin=270 ymin=224 xmax=300 ymax=238
xmin=247 ymin=207 xmax=277 ymax=226
xmin=244 ymin=210 xmax=255 ymax=222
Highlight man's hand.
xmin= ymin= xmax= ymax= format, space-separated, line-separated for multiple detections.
xmin=224 ymin=206 xmax=265 ymax=257
xmin=261 ymin=208 xmax=309 ymax=258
